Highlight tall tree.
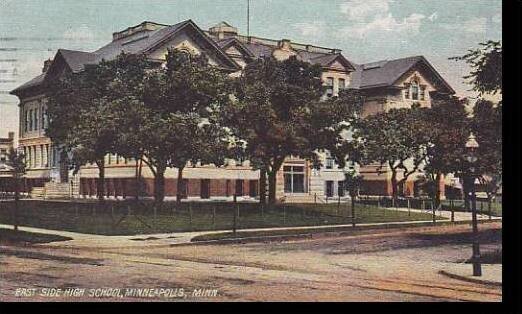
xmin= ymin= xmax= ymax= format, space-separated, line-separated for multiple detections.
xmin=7 ymin=148 xmax=26 ymax=231
xmin=472 ymin=99 xmax=502 ymax=203
xmin=47 ymin=53 xmax=150 ymax=202
xmin=125 ymin=49 xmax=232 ymax=204
xmin=222 ymin=56 xmax=352 ymax=204
xmin=451 ymin=40 xmax=502 ymax=96
xmin=420 ymin=95 xmax=470 ymax=206
xmin=356 ymin=105 xmax=430 ymax=200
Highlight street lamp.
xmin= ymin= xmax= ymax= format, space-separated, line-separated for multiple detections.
xmin=465 ymin=133 xmax=481 ymax=277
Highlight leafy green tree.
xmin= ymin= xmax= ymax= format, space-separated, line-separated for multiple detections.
xmin=7 ymin=148 xmax=26 ymax=231
xmin=120 ymin=49 xmax=232 ymax=204
xmin=472 ymin=99 xmax=502 ymax=204
xmin=356 ymin=105 xmax=430 ymax=200
xmin=223 ymin=56 xmax=355 ymax=204
xmin=420 ymin=95 xmax=470 ymax=206
xmin=451 ymin=40 xmax=502 ymax=96
xmin=65 ymin=99 xmax=119 ymax=202
xmin=47 ymin=53 xmax=150 ymax=202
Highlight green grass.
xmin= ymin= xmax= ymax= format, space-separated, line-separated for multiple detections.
xmin=0 ymin=200 xmax=445 ymax=236
xmin=441 ymin=200 xmax=502 ymax=217
xmin=0 ymin=228 xmax=72 ymax=244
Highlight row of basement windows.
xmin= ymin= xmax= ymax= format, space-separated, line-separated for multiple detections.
xmin=188 ymin=179 xmax=258 ymax=199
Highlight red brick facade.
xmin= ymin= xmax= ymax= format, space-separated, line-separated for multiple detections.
xmin=79 ymin=178 xmax=260 ymax=199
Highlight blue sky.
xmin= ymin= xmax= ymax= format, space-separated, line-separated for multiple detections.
xmin=0 ymin=0 xmax=502 ymax=138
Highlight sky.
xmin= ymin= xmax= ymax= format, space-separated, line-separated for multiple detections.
xmin=0 ymin=0 xmax=502 ymax=140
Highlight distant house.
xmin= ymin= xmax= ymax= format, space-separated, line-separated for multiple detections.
xmin=0 ymin=132 xmax=15 ymax=188
xmin=10 ymin=20 xmax=455 ymax=201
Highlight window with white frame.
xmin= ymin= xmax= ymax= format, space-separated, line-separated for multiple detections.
xmin=411 ymin=80 xmax=419 ymax=100
xmin=339 ymin=78 xmax=346 ymax=90
xmin=325 ymin=77 xmax=334 ymax=97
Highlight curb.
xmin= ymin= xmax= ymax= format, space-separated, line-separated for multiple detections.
xmin=438 ymin=270 xmax=502 ymax=287
xmin=185 ymin=219 xmax=501 ymax=245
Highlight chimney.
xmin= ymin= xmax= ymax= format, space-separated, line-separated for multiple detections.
xmin=8 ymin=132 xmax=14 ymax=140
xmin=279 ymin=39 xmax=291 ymax=50
xmin=43 ymin=59 xmax=53 ymax=73
xmin=209 ymin=22 xmax=238 ymax=40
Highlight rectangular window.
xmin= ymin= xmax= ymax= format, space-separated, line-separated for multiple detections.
xmin=326 ymin=181 xmax=334 ymax=198
xmin=25 ymin=110 xmax=29 ymax=132
xmin=40 ymin=144 xmax=44 ymax=167
xmin=326 ymin=157 xmax=335 ymax=169
xmin=0 ymin=149 xmax=6 ymax=162
xmin=29 ymin=109 xmax=33 ymax=131
xmin=404 ymin=85 xmax=410 ymax=99
xmin=226 ymin=179 xmax=231 ymax=197
xmin=200 ymin=179 xmax=211 ymax=199
xmin=235 ymin=180 xmax=244 ymax=196
xmin=339 ymin=78 xmax=346 ymax=90
xmin=411 ymin=84 xmax=419 ymax=100
xmin=420 ymin=86 xmax=426 ymax=100
xmin=326 ymin=77 xmax=334 ymax=97
xmin=338 ymin=181 xmax=345 ymax=197
xmin=249 ymin=180 xmax=258 ymax=198
xmin=284 ymin=166 xmax=305 ymax=193
xmin=34 ymin=108 xmax=38 ymax=131
xmin=41 ymin=107 xmax=46 ymax=129
xmin=27 ymin=147 xmax=32 ymax=168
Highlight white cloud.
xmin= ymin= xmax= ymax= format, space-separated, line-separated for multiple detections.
xmin=441 ymin=17 xmax=487 ymax=35
xmin=63 ymin=25 xmax=98 ymax=43
xmin=492 ymin=13 xmax=502 ymax=24
xmin=428 ymin=12 xmax=438 ymax=22
xmin=340 ymin=0 xmax=391 ymax=22
xmin=292 ymin=21 xmax=327 ymax=39
xmin=338 ymin=0 xmax=425 ymax=39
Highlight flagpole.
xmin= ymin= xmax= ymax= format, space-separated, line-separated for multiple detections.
xmin=247 ymin=0 xmax=250 ymax=38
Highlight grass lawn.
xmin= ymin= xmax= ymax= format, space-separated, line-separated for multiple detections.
xmin=0 ymin=200 xmax=445 ymax=236
xmin=0 ymin=228 xmax=72 ymax=245
xmin=441 ymin=200 xmax=502 ymax=217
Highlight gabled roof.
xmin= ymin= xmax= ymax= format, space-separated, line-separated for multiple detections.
xmin=309 ymin=53 xmax=356 ymax=71
xmin=11 ymin=20 xmax=242 ymax=95
xmin=216 ymin=37 xmax=255 ymax=59
xmin=10 ymin=73 xmax=46 ymax=95
xmin=351 ymin=56 xmax=455 ymax=94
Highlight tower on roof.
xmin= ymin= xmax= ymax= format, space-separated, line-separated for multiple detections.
xmin=209 ymin=21 xmax=238 ymax=40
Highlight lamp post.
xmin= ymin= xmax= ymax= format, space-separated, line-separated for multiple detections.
xmin=465 ymin=133 xmax=481 ymax=277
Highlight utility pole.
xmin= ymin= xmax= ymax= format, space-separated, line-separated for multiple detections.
xmin=247 ymin=0 xmax=251 ymax=38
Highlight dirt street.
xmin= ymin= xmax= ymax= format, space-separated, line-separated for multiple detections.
xmin=0 ymin=222 xmax=502 ymax=302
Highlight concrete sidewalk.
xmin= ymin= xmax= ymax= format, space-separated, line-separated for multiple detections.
xmin=439 ymin=264 xmax=502 ymax=287
xmin=0 ymin=206 xmax=501 ymax=248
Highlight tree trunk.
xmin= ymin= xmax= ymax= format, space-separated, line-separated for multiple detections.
xmin=463 ymin=176 xmax=470 ymax=211
xmin=176 ymin=166 xmax=185 ymax=205
xmin=96 ymin=159 xmax=105 ymax=204
xmin=390 ymin=169 xmax=398 ymax=201
xmin=134 ymin=158 xmax=140 ymax=202
xmin=434 ymin=172 xmax=442 ymax=208
xmin=154 ymin=165 xmax=166 ymax=205
xmin=13 ymin=176 xmax=19 ymax=232
xmin=259 ymin=168 xmax=267 ymax=205
xmin=268 ymin=171 xmax=277 ymax=205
